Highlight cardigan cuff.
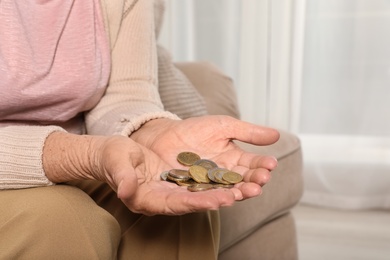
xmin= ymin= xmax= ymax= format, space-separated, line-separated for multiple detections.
xmin=0 ymin=125 xmax=65 ymax=189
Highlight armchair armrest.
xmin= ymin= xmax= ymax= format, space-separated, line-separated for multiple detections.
xmin=176 ymin=61 xmax=304 ymax=260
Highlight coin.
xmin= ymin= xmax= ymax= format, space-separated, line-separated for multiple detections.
xmin=168 ymin=169 xmax=191 ymax=180
xmin=210 ymin=168 xmax=231 ymax=185
xmin=187 ymin=183 xmax=214 ymax=192
xmin=193 ymin=159 xmax=218 ymax=170
xmin=176 ymin=179 xmax=198 ymax=186
xmin=177 ymin=152 xmax=201 ymax=166
xmin=160 ymin=171 xmax=169 ymax=181
xmin=167 ymin=174 xmax=185 ymax=182
xmin=160 ymin=152 xmax=242 ymax=191
xmin=213 ymin=183 xmax=234 ymax=189
xmin=207 ymin=168 xmax=219 ymax=183
xmin=189 ymin=165 xmax=210 ymax=183
xmin=222 ymin=171 xmax=243 ymax=184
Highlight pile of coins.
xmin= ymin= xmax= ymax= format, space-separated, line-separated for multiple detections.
xmin=160 ymin=151 xmax=243 ymax=192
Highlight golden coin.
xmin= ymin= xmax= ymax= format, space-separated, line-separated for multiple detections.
xmin=210 ymin=168 xmax=231 ymax=185
xmin=187 ymin=183 xmax=214 ymax=192
xmin=177 ymin=152 xmax=201 ymax=166
xmin=193 ymin=159 xmax=218 ymax=170
xmin=168 ymin=169 xmax=191 ymax=180
xmin=222 ymin=171 xmax=243 ymax=184
xmin=189 ymin=165 xmax=210 ymax=183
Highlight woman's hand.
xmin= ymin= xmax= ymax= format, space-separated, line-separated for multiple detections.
xmin=95 ymin=135 xmax=240 ymax=216
xmin=43 ymin=115 xmax=280 ymax=216
xmin=43 ymin=132 xmax=238 ymax=216
xmin=131 ymin=115 xmax=280 ymax=201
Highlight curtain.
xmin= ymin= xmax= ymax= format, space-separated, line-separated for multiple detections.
xmin=159 ymin=0 xmax=390 ymax=210
xmin=299 ymin=0 xmax=390 ymax=209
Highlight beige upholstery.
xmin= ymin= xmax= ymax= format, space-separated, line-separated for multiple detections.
xmin=175 ymin=61 xmax=241 ymax=119
xmin=176 ymin=62 xmax=304 ymax=260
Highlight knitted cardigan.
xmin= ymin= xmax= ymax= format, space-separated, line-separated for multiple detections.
xmin=0 ymin=0 xmax=207 ymax=189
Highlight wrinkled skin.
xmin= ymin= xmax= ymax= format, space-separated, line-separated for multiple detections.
xmin=109 ymin=115 xmax=280 ymax=216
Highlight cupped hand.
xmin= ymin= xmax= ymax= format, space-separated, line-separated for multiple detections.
xmin=43 ymin=130 xmax=252 ymax=216
xmin=130 ymin=115 xmax=280 ymax=201
xmin=96 ymin=136 xmax=238 ymax=216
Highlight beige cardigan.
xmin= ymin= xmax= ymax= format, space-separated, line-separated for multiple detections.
xmin=0 ymin=0 xmax=207 ymax=189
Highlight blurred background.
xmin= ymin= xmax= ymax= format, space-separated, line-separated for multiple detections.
xmin=159 ymin=0 xmax=390 ymax=259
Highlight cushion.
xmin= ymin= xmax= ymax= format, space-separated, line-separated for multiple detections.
xmin=158 ymin=46 xmax=208 ymax=119
xmin=175 ymin=62 xmax=240 ymax=119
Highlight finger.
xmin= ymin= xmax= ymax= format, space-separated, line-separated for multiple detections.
xmin=132 ymin=186 xmax=237 ymax=216
xmin=234 ymin=182 xmax=262 ymax=199
xmin=182 ymin=188 xmax=236 ymax=210
xmin=155 ymin=189 xmax=236 ymax=215
xmin=243 ymin=168 xmax=272 ymax=186
xmin=235 ymin=152 xmax=278 ymax=171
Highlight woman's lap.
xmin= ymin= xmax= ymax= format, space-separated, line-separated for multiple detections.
xmin=0 ymin=185 xmax=120 ymax=259
xmin=0 ymin=181 xmax=220 ymax=260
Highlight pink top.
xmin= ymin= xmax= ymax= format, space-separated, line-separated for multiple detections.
xmin=0 ymin=0 xmax=110 ymax=124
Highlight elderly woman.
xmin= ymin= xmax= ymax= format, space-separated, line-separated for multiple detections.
xmin=0 ymin=0 xmax=279 ymax=259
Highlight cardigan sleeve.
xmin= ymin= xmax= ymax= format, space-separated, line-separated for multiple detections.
xmin=0 ymin=125 xmax=65 ymax=189
xmin=85 ymin=0 xmax=179 ymax=137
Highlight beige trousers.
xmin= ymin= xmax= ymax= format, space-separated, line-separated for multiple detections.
xmin=0 ymin=181 xmax=220 ymax=260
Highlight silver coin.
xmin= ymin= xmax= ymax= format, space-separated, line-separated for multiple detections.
xmin=168 ymin=169 xmax=191 ymax=180
xmin=160 ymin=171 xmax=169 ymax=181
xmin=193 ymin=159 xmax=218 ymax=170
xmin=207 ymin=168 xmax=219 ymax=183
xmin=210 ymin=168 xmax=231 ymax=185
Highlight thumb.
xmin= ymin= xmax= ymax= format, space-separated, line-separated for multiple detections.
xmin=115 ymin=169 xmax=138 ymax=200
xmin=224 ymin=117 xmax=280 ymax=145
